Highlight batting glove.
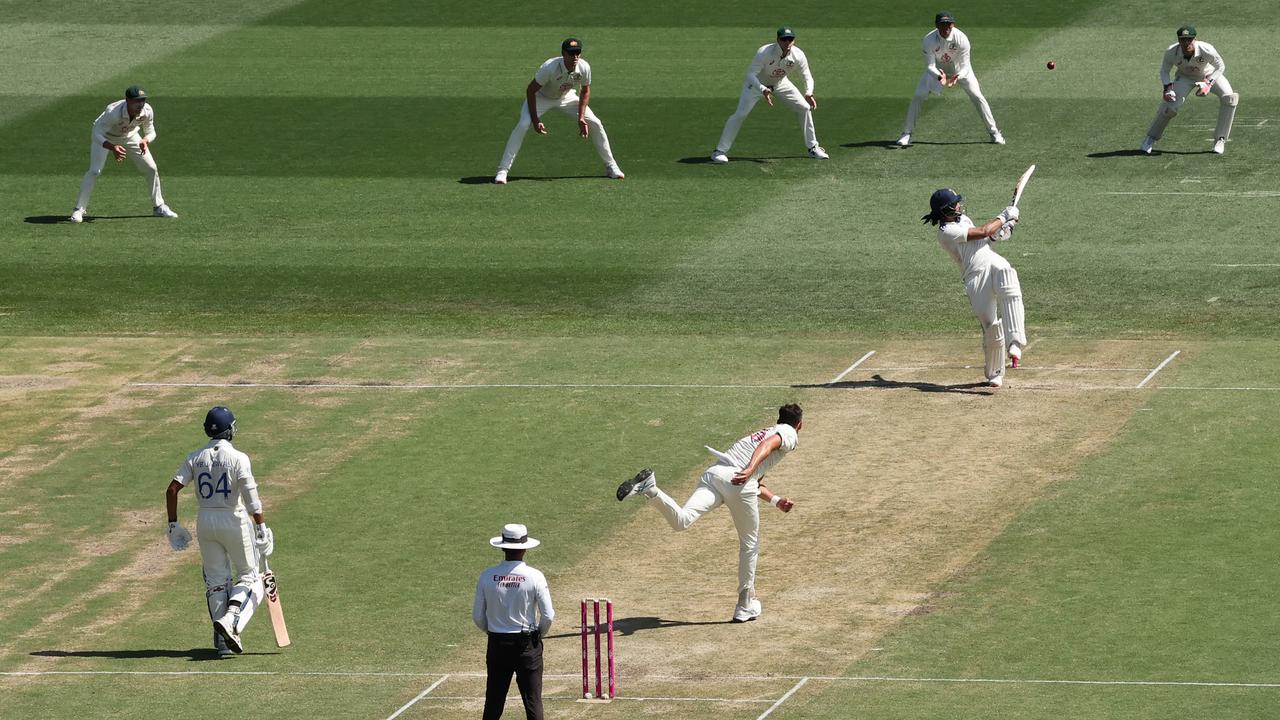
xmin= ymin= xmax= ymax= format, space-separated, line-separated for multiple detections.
xmin=991 ymin=221 xmax=1016 ymax=242
xmin=255 ymin=523 xmax=275 ymax=557
xmin=167 ymin=522 xmax=192 ymax=551
xmin=998 ymin=205 xmax=1020 ymax=223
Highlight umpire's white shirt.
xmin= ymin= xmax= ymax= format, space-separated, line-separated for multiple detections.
xmin=746 ymin=43 xmax=814 ymax=95
xmin=923 ymin=28 xmax=973 ymax=79
xmin=1160 ymin=41 xmax=1225 ymax=84
xmin=938 ymin=215 xmax=1000 ymax=277
xmin=534 ymin=57 xmax=592 ymax=99
xmin=92 ymin=99 xmax=157 ymax=145
xmin=717 ymin=423 xmax=798 ymax=483
xmin=474 ymin=560 xmax=554 ymax=635
xmin=172 ymin=439 xmax=259 ymax=515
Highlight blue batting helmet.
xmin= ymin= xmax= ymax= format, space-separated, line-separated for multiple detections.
xmin=923 ymin=187 xmax=964 ymax=224
xmin=204 ymin=406 xmax=236 ymax=440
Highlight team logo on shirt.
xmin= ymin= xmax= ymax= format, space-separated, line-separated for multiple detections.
xmin=493 ymin=574 xmax=527 ymax=589
xmin=941 ymin=53 xmax=952 ymax=62
xmin=750 ymin=429 xmax=768 ymax=443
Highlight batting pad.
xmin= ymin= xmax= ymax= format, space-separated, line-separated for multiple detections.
xmin=996 ymin=266 xmax=1026 ymax=349
xmin=983 ymin=321 xmax=1006 ymax=381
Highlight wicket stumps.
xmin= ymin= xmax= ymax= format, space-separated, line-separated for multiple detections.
xmin=580 ymin=598 xmax=615 ymax=700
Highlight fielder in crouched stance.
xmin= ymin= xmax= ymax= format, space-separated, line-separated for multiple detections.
xmin=70 ymin=85 xmax=178 ymax=223
xmin=923 ymin=188 xmax=1025 ymax=388
xmin=166 ymin=406 xmax=274 ymax=655
xmin=617 ymin=404 xmax=800 ymax=623
xmin=1141 ymin=26 xmax=1238 ymax=155
xmin=896 ymin=11 xmax=1003 ymax=147
xmin=494 ymin=37 xmax=624 ymax=184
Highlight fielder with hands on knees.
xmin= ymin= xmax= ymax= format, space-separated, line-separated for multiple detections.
xmin=711 ymin=26 xmax=828 ymax=163
xmin=923 ymin=189 xmax=1026 ymax=388
xmin=166 ymin=406 xmax=274 ymax=656
xmin=617 ymin=404 xmax=802 ymax=623
xmin=474 ymin=523 xmax=554 ymax=720
xmin=494 ymin=37 xmax=624 ymax=184
xmin=70 ymin=84 xmax=178 ymax=223
xmin=1140 ymin=25 xmax=1238 ymax=155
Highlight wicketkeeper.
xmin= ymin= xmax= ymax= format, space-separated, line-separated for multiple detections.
xmin=166 ymin=406 xmax=275 ymax=655
xmin=1141 ymin=26 xmax=1238 ymax=155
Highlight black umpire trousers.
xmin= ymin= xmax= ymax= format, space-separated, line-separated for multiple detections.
xmin=483 ymin=631 xmax=543 ymax=720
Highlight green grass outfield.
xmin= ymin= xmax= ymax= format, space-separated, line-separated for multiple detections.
xmin=2 ymin=0 xmax=1279 ymax=718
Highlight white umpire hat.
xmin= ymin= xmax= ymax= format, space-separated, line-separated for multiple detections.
xmin=490 ymin=523 xmax=541 ymax=550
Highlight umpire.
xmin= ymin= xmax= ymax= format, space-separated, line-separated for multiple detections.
xmin=473 ymin=523 xmax=555 ymax=720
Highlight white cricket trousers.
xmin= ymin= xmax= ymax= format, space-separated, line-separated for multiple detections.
xmin=197 ymin=508 xmax=263 ymax=634
xmin=965 ymin=254 xmax=1025 ymax=379
xmin=649 ymin=464 xmax=761 ymax=598
xmin=1146 ymin=76 xmax=1238 ymax=140
xmin=717 ymin=77 xmax=817 ymax=154
xmin=497 ymin=92 xmax=618 ymax=173
xmin=902 ymin=72 xmax=998 ymax=135
xmin=75 ymin=138 xmax=165 ymax=211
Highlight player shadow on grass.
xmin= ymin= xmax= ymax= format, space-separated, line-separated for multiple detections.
xmin=843 ymin=140 xmax=990 ymax=148
xmin=1087 ymin=149 xmax=1214 ymax=158
xmin=543 ymin=616 xmax=731 ymax=640
xmin=794 ymin=374 xmax=995 ymax=395
xmin=31 ymin=648 xmax=277 ymax=661
xmin=458 ymin=175 xmax=611 ymax=184
xmin=24 ymin=214 xmax=154 ymax=224
xmin=677 ymin=155 xmax=805 ymax=164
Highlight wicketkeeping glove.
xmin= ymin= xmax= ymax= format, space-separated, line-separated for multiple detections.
xmin=255 ymin=523 xmax=275 ymax=557
xmin=1164 ymin=89 xmax=1177 ymax=102
xmin=168 ymin=522 xmax=192 ymax=551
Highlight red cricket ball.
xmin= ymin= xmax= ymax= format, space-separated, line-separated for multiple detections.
xmin=1046 ymin=60 xmax=1056 ymax=70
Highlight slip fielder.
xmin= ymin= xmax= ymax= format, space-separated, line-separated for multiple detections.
xmin=70 ymin=85 xmax=178 ymax=223
xmin=494 ymin=37 xmax=624 ymax=184
xmin=896 ymin=11 xmax=1003 ymax=147
xmin=1141 ymin=26 xmax=1238 ymax=155
xmin=711 ymin=26 xmax=828 ymax=163
xmin=923 ymin=189 xmax=1026 ymax=388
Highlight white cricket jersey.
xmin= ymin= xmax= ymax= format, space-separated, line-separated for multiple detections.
xmin=91 ymin=99 xmax=156 ymax=145
xmin=715 ymin=423 xmax=799 ymax=482
xmin=473 ymin=560 xmax=555 ymax=635
xmin=745 ymin=43 xmax=814 ymax=95
xmin=922 ymin=27 xmax=973 ymax=79
xmin=1160 ymin=41 xmax=1225 ymax=84
xmin=938 ymin=215 xmax=1002 ymax=277
xmin=173 ymin=439 xmax=259 ymax=513
xmin=534 ymin=56 xmax=591 ymax=99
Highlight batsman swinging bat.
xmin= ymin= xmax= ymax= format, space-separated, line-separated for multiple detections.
xmin=263 ymin=558 xmax=291 ymax=648
xmin=1012 ymin=164 xmax=1036 ymax=207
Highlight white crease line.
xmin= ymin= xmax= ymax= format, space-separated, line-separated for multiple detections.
xmin=871 ymin=366 xmax=1154 ymax=372
xmin=129 ymin=382 xmax=795 ymax=391
xmin=757 ymin=676 xmax=810 ymax=720
xmin=829 ymin=351 xmax=876 ymax=384
xmin=1137 ymin=350 xmax=1181 ymax=389
xmin=1159 ymin=386 xmax=1280 ymax=391
xmin=385 ymin=674 xmax=449 ymax=720
xmin=1212 ymin=263 xmax=1280 ymax=267
xmin=1103 ymin=191 xmax=1280 ymax=198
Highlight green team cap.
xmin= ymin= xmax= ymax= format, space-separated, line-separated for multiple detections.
xmin=1176 ymin=25 xmax=1196 ymax=38
xmin=936 ymin=11 xmax=955 ymax=23
xmin=776 ymin=26 xmax=796 ymax=39
xmin=124 ymin=85 xmax=148 ymax=100
xmin=561 ymin=37 xmax=583 ymax=54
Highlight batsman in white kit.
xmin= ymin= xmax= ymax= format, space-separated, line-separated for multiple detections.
xmin=712 ymin=26 xmax=828 ymax=163
xmin=896 ymin=11 xmax=1003 ymax=147
xmin=70 ymin=85 xmax=178 ymax=223
xmin=1140 ymin=26 xmax=1238 ymax=155
xmin=165 ymin=407 xmax=275 ymax=656
xmin=494 ymin=37 xmax=624 ymax=184
xmin=617 ymin=404 xmax=801 ymax=622
xmin=923 ymin=188 xmax=1026 ymax=388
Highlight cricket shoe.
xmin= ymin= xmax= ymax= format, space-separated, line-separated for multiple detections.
xmin=69 ymin=208 xmax=85 ymax=223
xmin=214 ymin=629 xmax=234 ymax=658
xmin=991 ymin=131 xmax=1006 ymax=145
xmin=606 ymin=165 xmax=626 ymax=180
xmin=987 ymin=373 xmax=1004 ymax=389
xmin=494 ymin=170 xmax=508 ymax=184
xmin=710 ymin=150 xmax=729 ymax=164
xmin=213 ymin=615 xmax=243 ymax=654
xmin=808 ymin=145 xmax=829 ymax=160
xmin=731 ymin=598 xmax=762 ymax=623
xmin=895 ymin=133 xmax=911 ymax=147
xmin=1140 ymin=136 xmax=1155 ymax=154
xmin=153 ymin=204 xmax=178 ymax=219
xmin=616 ymin=468 xmax=655 ymax=501
xmin=1008 ymin=344 xmax=1023 ymax=369
xmin=1212 ymin=137 xmax=1225 ymax=155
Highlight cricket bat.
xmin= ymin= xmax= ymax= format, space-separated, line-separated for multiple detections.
xmin=263 ymin=558 xmax=292 ymax=647
xmin=1011 ymin=164 xmax=1036 ymax=207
